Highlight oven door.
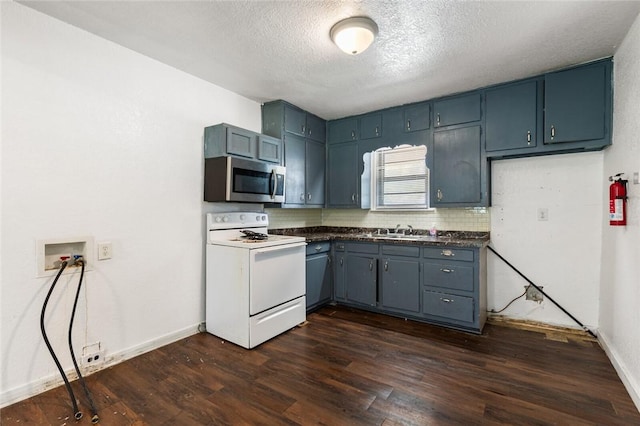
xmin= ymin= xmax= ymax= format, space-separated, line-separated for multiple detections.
xmin=249 ymin=242 xmax=306 ymax=315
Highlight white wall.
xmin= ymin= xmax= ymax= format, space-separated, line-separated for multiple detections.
xmin=488 ymin=152 xmax=604 ymax=328
xmin=0 ymin=2 xmax=261 ymax=406
xmin=600 ymin=12 xmax=640 ymax=410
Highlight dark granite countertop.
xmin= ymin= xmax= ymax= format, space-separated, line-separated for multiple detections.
xmin=270 ymin=226 xmax=489 ymax=248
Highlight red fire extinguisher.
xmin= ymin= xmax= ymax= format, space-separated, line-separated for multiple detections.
xmin=609 ymin=173 xmax=628 ymax=226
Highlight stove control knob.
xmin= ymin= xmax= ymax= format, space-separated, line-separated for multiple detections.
xmin=261 ymin=215 xmax=267 ymax=221
xmin=215 ymin=216 xmax=222 ymax=223
xmin=256 ymin=215 xmax=261 ymax=221
xmin=222 ymin=216 xmax=229 ymax=222
xmin=239 ymin=214 xmax=246 ymax=221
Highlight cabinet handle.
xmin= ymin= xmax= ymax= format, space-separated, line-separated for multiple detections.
xmin=308 ymin=128 xmax=312 ymax=137
xmin=441 ymin=249 xmax=454 ymax=257
xmin=375 ymin=126 xmax=379 ymax=136
xmin=527 ymin=130 xmax=531 ymax=144
xmin=436 ymin=113 xmax=441 ymax=126
xmin=300 ymin=193 xmax=305 ymax=201
xmin=406 ymin=120 xmax=411 ymax=131
xmin=440 ymin=297 xmax=453 ymax=303
xmin=384 ymin=261 xmax=388 ymax=272
xmin=315 ymin=245 xmax=323 ymax=251
xmin=440 ymin=268 xmax=454 ymax=273
xmin=307 ymin=193 xmax=312 ymax=201
xmin=340 ymin=258 xmax=343 ymax=266
xmin=351 ymin=193 xmax=355 ymax=203
xmin=369 ymin=261 xmax=373 ymax=271
xmin=437 ymin=189 xmax=443 ymax=201
xmin=351 ymin=130 xmax=356 ymax=139
xmin=302 ymin=124 xmax=306 ymax=134
xmin=550 ymin=125 xmax=555 ymax=139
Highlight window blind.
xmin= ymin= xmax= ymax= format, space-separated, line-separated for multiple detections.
xmin=371 ymin=145 xmax=429 ymax=210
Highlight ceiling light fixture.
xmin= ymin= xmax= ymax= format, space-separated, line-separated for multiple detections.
xmin=330 ymin=16 xmax=378 ymax=55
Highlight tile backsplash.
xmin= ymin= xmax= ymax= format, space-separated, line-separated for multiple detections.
xmin=266 ymin=208 xmax=490 ymax=232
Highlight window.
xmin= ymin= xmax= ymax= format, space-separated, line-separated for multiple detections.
xmin=369 ymin=145 xmax=430 ymax=211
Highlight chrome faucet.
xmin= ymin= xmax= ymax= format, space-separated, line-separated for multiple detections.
xmin=394 ymin=224 xmax=404 ymax=235
xmin=407 ymin=225 xmax=414 ymax=235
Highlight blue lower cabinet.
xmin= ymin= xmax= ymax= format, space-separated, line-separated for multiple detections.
xmin=380 ymin=258 xmax=420 ymax=313
xmin=306 ymin=242 xmax=332 ymax=312
xmin=331 ymin=241 xmax=487 ymax=333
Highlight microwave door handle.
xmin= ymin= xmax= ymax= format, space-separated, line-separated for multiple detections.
xmin=270 ymin=169 xmax=277 ymax=200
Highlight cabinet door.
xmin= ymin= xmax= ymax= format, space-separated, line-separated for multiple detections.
xmin=434 ymin=93 xmax=481 ymax=128
xmin=257 ymin=135 xmax=282 ymax=164
xmin=432 ymin=125 xmax=481 ymax=205
xmin=226 ymin=126 xmax=256 ymax=158
xmin=306 ymin=114 xmax=326 ymax=142
xmin=404 ymin=102 xmax=431 ymax=132
xmin=345 ymin=255 xmax=377 ymax=306
xmin=381 ymin=258 xmax=420 ymax=312
xmin=544 ymin=64 xmax=606 ymax=144
xmin=334 ymin=251 xmax=346 ymax=300
xmin=485 ymin=81 xmax=537 ymax=152
xmin=360 ymin=113 xmax=382 ymax=140
xmin=305 ymin=140 xmax=325 ymax=205
xmin=306 ymin=253 xmax=332 ymax=310
xmin=283 ymin=134 xmax=306 ymax=205
xmin=284 ymin=105 xmax=307 ymax=137
xmin=328 ymin=118 xmax=358 ymax=143
xmin=327 ymin=142 xmax=359 ymax=207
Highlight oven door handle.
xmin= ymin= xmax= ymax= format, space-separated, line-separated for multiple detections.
xmin=253 ymin=242 xmax=306 ymax=255
xmin=270 ymin=169 xmax=277 ymax=200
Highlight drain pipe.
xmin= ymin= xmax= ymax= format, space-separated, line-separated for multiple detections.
xmin=487 ymin=245 xmax=597 ymax=339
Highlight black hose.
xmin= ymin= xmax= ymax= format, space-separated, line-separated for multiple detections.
xmin=487 ymin=245 xmax=597 ymax=339
xmin=40 ymin=260 xmax=82 ymax=420
xmin=68 ymin=258 xmax=99 ymax=423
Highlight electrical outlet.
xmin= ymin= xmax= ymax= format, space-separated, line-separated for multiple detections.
xmin=97 ymin=242 xmax=112 ymax=260
xmin=525 ymin=285 xmax=544 ymax=303
xmin=81 ymin=343 xmax=105 ymax=368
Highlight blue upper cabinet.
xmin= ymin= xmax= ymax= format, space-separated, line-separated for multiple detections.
xmin=485 ymin=59 xmax=612 ymax=159
xmin=359 ymin=113 xmax=382 ymax=140
xmin=204 ymin=123 xmax=282 ymax=164
xmin=544 ymin=62 xmax=607 ymax=144
xmin=329 ymin=117 xmax=358 ymax=143
xmin=403 ymin=102 xmax=431 ymax=132
xmin=434 ymin=93 xmax=481 ymax=128
xmin=485 ymin=80 xmax=539 ymax=152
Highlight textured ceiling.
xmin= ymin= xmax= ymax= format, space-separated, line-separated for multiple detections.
xmin=18 ymin=1 xmax=640 ymax=120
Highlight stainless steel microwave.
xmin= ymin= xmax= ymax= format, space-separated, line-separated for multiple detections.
xmin=204 ymin=156 xmax=285 ymax=203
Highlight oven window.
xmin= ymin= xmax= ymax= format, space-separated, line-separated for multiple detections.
xmin=233 ymin=169 xmax=284 ymax=196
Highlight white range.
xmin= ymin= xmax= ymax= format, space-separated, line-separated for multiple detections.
xmin=205 ymin=212 xmax=306 ymax=348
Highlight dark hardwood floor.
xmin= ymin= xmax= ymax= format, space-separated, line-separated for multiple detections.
xmin=2 ymin=305 xmax=639 ymax=425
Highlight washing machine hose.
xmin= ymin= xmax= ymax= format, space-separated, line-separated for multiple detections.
xmin=40 ymin=260 xmax=83 ymax=420
xmin=68 ymin=259 xmax=99 ymax=423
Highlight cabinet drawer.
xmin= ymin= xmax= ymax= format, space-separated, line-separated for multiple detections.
xmin=306 ymin=241 xmax=331 ymax=255
xmin=423 ymin=262 xmax=474 ymax=292
xmin=423 ymin=247 xmax=474 ymax=262
xmin=423 ymin=290 xmax=474 ymax=323
xmin=381 ymin=245 xmax=420 ymax=258
xmin=345 ymin=242 xmax=379 ymax=254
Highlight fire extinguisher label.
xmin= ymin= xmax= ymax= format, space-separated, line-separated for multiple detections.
xmin=609 ymin=199 xmax=624 ymax=221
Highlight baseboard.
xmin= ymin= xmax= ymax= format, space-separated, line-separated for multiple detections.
xmin=598 ymin=330 xmax=640 ymax=412
xmin=1 ymin=323 xmax=200 ymax=408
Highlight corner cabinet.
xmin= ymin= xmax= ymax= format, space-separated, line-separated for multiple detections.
xmin=262 ymin=101 xmax=326 ymax=207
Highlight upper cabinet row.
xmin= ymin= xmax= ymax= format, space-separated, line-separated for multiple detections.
xmin=259 ymin=58 xmax=612 ymax=209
